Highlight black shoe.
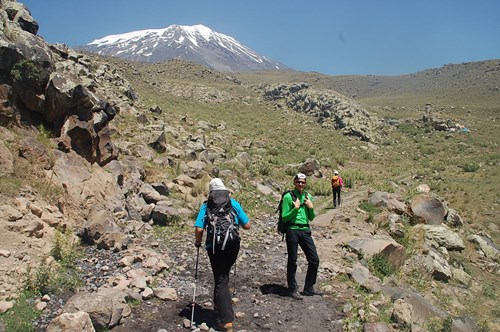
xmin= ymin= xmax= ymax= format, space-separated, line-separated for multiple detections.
xmin=302 ymin=289 xmax=324 ymax=296
xmin=288 ymin=291 xmax=303 ymax=300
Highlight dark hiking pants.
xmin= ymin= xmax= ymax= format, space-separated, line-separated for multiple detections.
xmin=285 ymin=229 xmax=320 ymax=293
xmin=332 ymin=187 xmax=341 ymax=207
xmin=207 ymin=240 xmax=240 ymax=323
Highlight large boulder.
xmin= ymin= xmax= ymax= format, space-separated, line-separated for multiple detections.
xmin=421 ymin=225 xmax=465 ymax=251
xmin=348 ymin=237 xmax=406 ymax=269
xmin=63 ymin=291 xmax=124 ymax=330
xmin=47 ymin=311 xmax=95 ymax=332
xmin=410 ymin=195 xmax=446 ymax=225
xmin=368 ymin=191 xmax=407 ymax=214
xmin=81 ymin=209 xmax=122 ymax=244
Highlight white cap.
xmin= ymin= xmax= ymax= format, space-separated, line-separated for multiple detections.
xmin=294 ymin=173 xmax=307 ymax=180
xmin=334 ymin=170 xmax=339 ymax=175
xmin=209 ymin=178 xmax=227 ymax=192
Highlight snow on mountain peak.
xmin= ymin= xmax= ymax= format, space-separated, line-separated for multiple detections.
xmin=81 ymin=24 xmax=289 ymax=72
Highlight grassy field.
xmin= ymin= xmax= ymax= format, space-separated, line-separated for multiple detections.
xmin=2 ymin=54 xmax=498 ymax=330
xmin=114 ymin=58 xmax=499 ymax=327
xmin=113 ymin=58 xmax=499 ymax=238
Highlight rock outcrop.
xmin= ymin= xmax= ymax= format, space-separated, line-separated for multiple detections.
xmin=263 ymin=83 xmax=384 ymax=142
xmin=0 ymin=0 xmax=125 ymax=166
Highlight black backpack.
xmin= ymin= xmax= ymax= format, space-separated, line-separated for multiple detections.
xmin=205 ymin=190 xmax=239 ymax=253
xmin=276 ymin=190 xmax=298 ymax=240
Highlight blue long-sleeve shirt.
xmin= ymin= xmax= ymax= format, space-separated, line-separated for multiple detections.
xmin=194 ymin=198 xmax=249 ymax=228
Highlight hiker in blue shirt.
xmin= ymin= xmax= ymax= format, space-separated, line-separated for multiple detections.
xmin=194 ymin=178 xmax=251 ymax=332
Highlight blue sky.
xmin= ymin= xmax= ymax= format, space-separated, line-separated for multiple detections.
xmin=20 ymin=0 xmax=500 ymax=76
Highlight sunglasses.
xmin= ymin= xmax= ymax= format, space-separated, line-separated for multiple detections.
xmin=296 ymin=181 xmax=306 ymax=184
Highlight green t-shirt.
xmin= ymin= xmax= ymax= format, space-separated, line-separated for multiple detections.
xmin=281 ymin=189 xmax=316 ymax=230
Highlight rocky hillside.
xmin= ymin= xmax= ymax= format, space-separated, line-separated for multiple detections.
xmin=238 ymin=59 xmax=500 ymax=109
xmin=0 ymin=1 xmax=499 ymax=332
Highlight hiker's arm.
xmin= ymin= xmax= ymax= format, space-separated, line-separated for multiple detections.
xmin=194 ymin=227 xmax=204 ymax=247
xmin=282 ymin=194 xmax=298 ymax=222
xmin=193 ymin=204 xmax=207 ymax=247
xmin=231 ymin=199 xmax=251 ymax=230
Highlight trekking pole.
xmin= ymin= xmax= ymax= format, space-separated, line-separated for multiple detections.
xmin=191 ymin=246 xmax=200 ymax=327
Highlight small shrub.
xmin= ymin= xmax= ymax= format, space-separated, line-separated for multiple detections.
xmin=268 ymin=155 xmax=284 ymax=165
xmin=192 ymin=176 xmax=210 ymax=197
xmin=482 ymin=284 xmax=496 ymax=299
xmin=306 ymin=178 xmax=331 ymax=196
xmin=493 ymin=303 xmax=500 ymax=318
xmin=462 ymin=162 xmax=479 ymax=172
xmin=36 ymin=124 xmax=52 ymax=143
xmin=368 ymin=253 xmax=395 ymax=280
xmin=50 ymin=229 xmax=81 ymax=267
xmin=420 ymin=145 xmax=436 ymax=155
xmin=10 ymin=59 xmax=45 ymax=90
xmin=359 ymin=202 xmax=381 ymax=215
xmin=340 ymin=169 xmax=367 ymax=189
xmin=376 ymin=181 xmax=396 ymax=193
xmin=24 ymin=229 xmax=83 ymax=296
xmin=259 ymin=163 xmax=272 ymax=176
xmin=398 ymin=123 xmax=424 ymax=136
xmin=426 ymin=316 xmax=452 ymax=332
xmin=0 ymin=176 xmax=22 ymax=197
xmin=382 ymin=139 xmax=392 ymax=146
xmin=0 ymin=291 xmax=40 ymax=332
xmin=24 ymin=264 xmax=52 ymax=295
xmin=335 ymin=155 xmax=346 ymax=167
xmin=268 ymin=147 xmax=280 ymax=156
xmin=23 ymin=261 xmax=83 ymax=296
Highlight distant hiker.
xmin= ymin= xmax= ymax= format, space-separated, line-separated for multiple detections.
xmin=281 ymin=173 xmax=321 ymax=300
xmin=331 ymin=170 xmax=343 ymax=208
xmin=194 ymin=178 xmax=251 ymax=332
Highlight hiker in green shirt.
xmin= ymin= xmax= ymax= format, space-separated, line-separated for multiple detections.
xmin=281 ymin=173 xmax=321 ymax=300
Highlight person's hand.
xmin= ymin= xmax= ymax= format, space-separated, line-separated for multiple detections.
xmin=195 ymin=242 xmax=202 ymax=248
xmin=293 ymin=198 xmax=301 ymax=209
xmin=304 ymin=195 xmax=313 ymax=209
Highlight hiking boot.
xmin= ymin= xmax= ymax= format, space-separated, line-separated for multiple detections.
xmin=288 ymin=291 xmax=303 ymax=300
xmin=218 ymin=321 xmax=233 ymax=332
xmin=302 ymin=288 xmax=324 ymax=296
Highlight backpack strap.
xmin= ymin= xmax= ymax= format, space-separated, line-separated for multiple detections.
xmin=284 ymin=190 xmax=310 ymax=229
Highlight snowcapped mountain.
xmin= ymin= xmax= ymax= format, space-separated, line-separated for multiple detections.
xmin=78 ymin=24 xmax=290 ymax=73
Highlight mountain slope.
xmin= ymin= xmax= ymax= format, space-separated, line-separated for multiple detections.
xmin=237 ymin=59 xmax=500 ymax=109
xmin=78 ymin=24 xmax=289 ymax=73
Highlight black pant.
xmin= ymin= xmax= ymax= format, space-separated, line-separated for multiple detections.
xmin=286 ymin=229 xmax=319 ymax=293
xmin=332 ymin=187 xmax=341 ymax=207
xmin=207 ymin=240 xmax=240 ymax=323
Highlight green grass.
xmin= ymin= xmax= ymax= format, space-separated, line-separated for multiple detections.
xmin=306 ymin=178 xmax=331 ymax=196
xmin=358 ymin=202 xmax=381 ymax=215
xmin=368 ymin=253 xmax=396 ymax=281
xmin=0 ymin=291 xmax=40 ymax=332
xmin=24 ymin=229 xmax=84 ymax=296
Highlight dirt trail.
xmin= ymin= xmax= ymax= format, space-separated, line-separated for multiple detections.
xmin=112 ymin=189 xmax=371 ymax=332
